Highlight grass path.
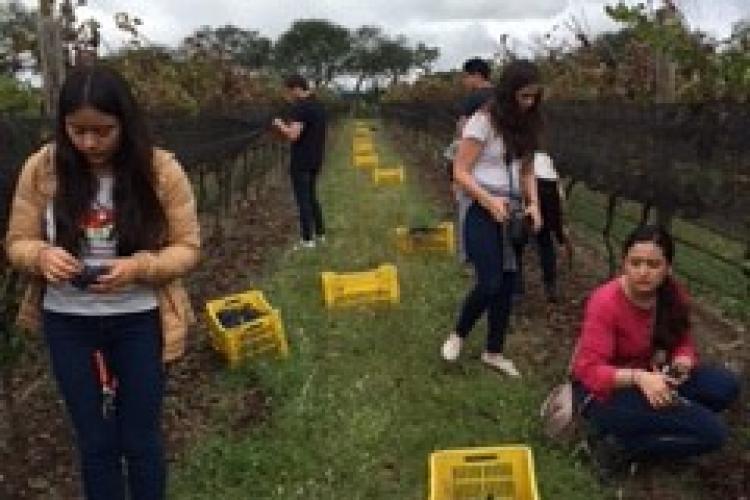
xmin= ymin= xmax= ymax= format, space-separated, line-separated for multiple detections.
xmin=170 ymin=119 xmax=603 ymax=499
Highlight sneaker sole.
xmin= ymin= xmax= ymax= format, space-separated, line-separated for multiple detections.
xmin=481 ymin=359 xmax=521 ymax=377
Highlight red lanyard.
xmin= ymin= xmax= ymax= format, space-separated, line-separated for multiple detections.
xmin=93 ymin=350 xmax=118 ymax=418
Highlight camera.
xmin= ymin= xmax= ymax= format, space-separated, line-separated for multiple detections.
xmin=70 ymin=265 xmax=110 ymax=290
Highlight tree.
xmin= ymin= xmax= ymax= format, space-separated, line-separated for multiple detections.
xmin=412 ymin=42 xmax=439 ymax=75
xmin=180 ymin=25 xmax=272 ymax=70
xmin=378 ymin=35 xmax=413 ymax=85
xmin=729 ymin=19 xmax=749 ymax=51
xmin=605 ymin=2 xmax=749 ymax=101
xmin=347 ymin=25 xmax=386 ymax=92
xmin=274 ymin=19 xmax=351 ymax=86
xmin=0 ymin=1 xmax=39 ymax=76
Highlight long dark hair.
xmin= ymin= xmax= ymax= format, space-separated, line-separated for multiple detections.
xmin=488 ymin=59 xmax=543 ymax=165
xmin=54 ymin=66 xmax=167 ymax=256
xmin=622 ymin=225 xmax=690 ymax=352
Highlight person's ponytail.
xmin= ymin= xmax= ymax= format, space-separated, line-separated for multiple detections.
xmin=653 ymin=275 xmax=690 ymax=352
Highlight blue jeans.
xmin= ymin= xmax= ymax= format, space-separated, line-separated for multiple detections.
xmin=290 ymin=168 xmax=325 ymax=242
xmin=576 ymin=365 xmax=740 ymax=460
xmin=43 ymin=309 xmax=166 ymax=500
xmin=455 ymin=202 xmax=516 ymax=353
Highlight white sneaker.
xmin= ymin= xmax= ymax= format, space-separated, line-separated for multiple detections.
xmin=481 ymin=352 xmax=521 ymax=377
xmin=316 ymin=234 xmax=327 ymax=244
xmin=292 ymin=239 xmax=316 ymax=251
xmin=441 ymin=333 xmax=463 ymax=362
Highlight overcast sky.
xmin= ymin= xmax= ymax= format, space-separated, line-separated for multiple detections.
xmin=20 ymin=0 xmax=750 ymax=70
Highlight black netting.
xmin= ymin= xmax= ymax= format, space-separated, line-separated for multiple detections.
xmin=0 ymin=108 xmax=281 ymax=238
xmin=381 ymin=101 xmax=750 ymax=236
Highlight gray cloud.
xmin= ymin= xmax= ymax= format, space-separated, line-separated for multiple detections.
xmin=405 ymin=21 xmax=502 ymax=69
xmin=19 ymin=0 xmax=746 ymax=70
xmin=335 ymin=0 xmax=569 ymax=23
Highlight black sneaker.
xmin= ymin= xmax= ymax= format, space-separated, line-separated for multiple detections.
xmin=587 ymin=434 xmax=633 ymax=485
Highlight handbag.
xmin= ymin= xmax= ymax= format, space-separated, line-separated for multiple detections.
xmin=507 ymin=210 xmax=531 ymax=247
xmin=540 ymin=340 xmax=592 ymax=444
xmin=540 ymin=380 xmax=581 ymax=443
xmin=540 ymin=381 xmax=574 ymax=440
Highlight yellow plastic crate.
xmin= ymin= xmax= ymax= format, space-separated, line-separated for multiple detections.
xmin=429 ymin=446 xmax=540 ymax=500
xmin=354 ymin=127 xmax=372 ymax=138
xmin=373 ymin=166 xmax=404 ymax=186
xmin=320 ymin=264 xmax=399 ymax=308
xmin=395 ymin=222 xmax=455 ymax=254
xmin=205 ymin=290 xmax=289 ymax=367
xmin=352 ymin=142 xmax=375 ymax=155
xmin=354 ymin=153 xmax=379 ymax=169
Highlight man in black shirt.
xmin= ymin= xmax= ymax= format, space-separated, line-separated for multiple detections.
xmin=458 ymin=57 xmax=494 ymax=134
xmin=272 ymin=75 xmax=327 ymax=248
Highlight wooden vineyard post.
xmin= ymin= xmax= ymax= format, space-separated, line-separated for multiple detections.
xmin=652 ymin=5 xmax=678 ymax=230
xmin=38 ymin=0 xmax=65 ymax=119
xmin=603 ymin=193 xmax=620 ymax=276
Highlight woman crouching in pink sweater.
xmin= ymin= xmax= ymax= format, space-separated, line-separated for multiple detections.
xmin=571 ymin=224 xmax=739 ymax=478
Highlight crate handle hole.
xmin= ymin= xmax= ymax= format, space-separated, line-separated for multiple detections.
xmin=463 ymin=454 xmax=498 ymax=463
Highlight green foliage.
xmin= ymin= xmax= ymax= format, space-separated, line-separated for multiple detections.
xmin=108 ymin=47 xmax=199 ymax=113
xmin=347 ymin=26 xmax=440 ymax=92
xmin=381 ymin=73 xmax=462 ymax=103
xmin=275 ymin=19 xmax=352 ymax=86
xmin=604 ymin=2 xmax=750 ymax=101
xmin=0 ymin=1 xmax=38 ymax=76
xmin=107 ymin=47 xmax=284 ymax=113
xmin=0 ymin=75 xmax=40 ymax=113
xmin=378 ymin=35 xmax=415 ymax=85
xmin=347 ymin=25 xmax=386 ymax=92
xmin=412 ymin=42 xmax=439 ymax=74
xmin=180 ymin=25 xmax=272 ymax=70
xmin=274 ymin=20 xmax=439 ymax=89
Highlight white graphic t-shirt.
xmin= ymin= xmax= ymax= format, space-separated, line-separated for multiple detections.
xmin=43 ymin=175 xmax=158 ymax=315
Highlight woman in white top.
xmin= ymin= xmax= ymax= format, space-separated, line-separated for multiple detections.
xmin=441 ymin=60 xmax=543 ymax=377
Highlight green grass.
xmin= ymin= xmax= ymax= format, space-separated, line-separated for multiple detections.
xmin=566 ymin=185 xmax=749 ymax=323
xmin=169 ymin=120 xmax=605 ymax=499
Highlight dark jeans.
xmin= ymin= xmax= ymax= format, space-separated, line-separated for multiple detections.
xmin=576 ymin=365 xmax=740 ymax=460
xmin=455 ymin=202 xmax=516 ymax=353
xmin=290 ymin=168 xmax=325 ymax=242
xmin=514 ymin=224 xmax=556 ymax=294
xmin=43 ymin=309 xmax=166 ymax=500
